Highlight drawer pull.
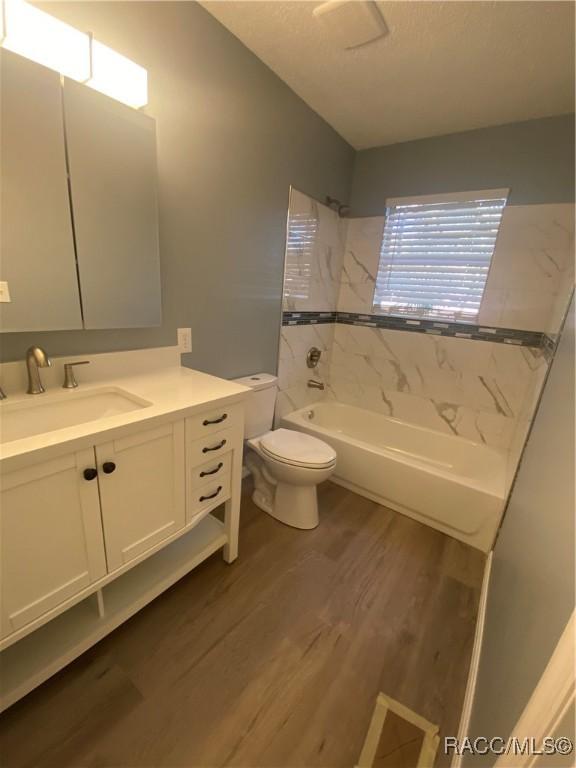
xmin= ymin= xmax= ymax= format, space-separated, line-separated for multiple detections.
xmin=202 ymin=439 xmax=226 ymax=453
xmin=203 ymin=413 xmax=227 ymax=426
xmin=199 ymin=486 xmax=222 ymax=502
xmin=83 ymin=468 xmax=98 ymax=481
xmin=200 ymin=462 xmax=223 ymax=478
xmin=102 ymin=461 xmax=116 ymax=474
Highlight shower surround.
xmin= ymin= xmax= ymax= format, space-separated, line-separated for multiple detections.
xmin=276 ymin=188 xmax=344 ymax=418
xmin=276 ymin=189 xmax=574 ymax=487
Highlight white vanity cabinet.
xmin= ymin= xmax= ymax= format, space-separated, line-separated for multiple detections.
xmin=0 ymin=449 xmax=107 ymax=640
xmin=0 ymin=424 xmax=187 ymax=639
xmin=0 ymin=367 xmax=247 ymax=713
xmin=184 ymin=403 xmax=244 ymax=561
xmin=96 ymin=422 xmax=186 ymax=571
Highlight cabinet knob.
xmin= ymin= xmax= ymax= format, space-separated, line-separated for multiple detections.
xmin=102 ymin=461 xmax=116 ymax=474
xmin=83 ymin=468 xmax=98 ymax=481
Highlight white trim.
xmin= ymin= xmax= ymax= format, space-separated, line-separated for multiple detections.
xmin=385 ymin=188 xmax=510 ymax=207
xmin=451 ymin=551 xmax=493 ymax=768
xmin=494 ymin=611 xmax=575 ymax=768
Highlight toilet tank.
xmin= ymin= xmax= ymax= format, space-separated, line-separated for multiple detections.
xmin=233 ymin=373 xmax=278 ymax=439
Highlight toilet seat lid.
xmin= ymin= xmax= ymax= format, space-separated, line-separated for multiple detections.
xmin=260 ymin=429 xmax=336 ymax=468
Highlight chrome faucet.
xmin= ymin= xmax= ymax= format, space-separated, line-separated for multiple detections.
xmin=26 ymin=346 xmax=52 ymax=394
xmin=307 ymin=379 xmax=325 ymax=390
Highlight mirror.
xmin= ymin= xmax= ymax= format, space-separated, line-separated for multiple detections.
xmin=0 ymin=49 xmax=162 ymax=333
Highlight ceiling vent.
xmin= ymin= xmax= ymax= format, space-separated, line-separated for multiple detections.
xmin=312 ymin=0 xmax=388 ymax=49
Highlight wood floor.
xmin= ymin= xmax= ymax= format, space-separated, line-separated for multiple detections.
xmin=0 ymin=480 xmax=485 ymax=768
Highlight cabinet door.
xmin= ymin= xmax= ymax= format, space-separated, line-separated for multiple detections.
xmin=63 ymin=77 xmax=161 ymax=329
xmin=0 ymin=50 xmax=82 ymax=332
xmin=96 ymin=422 xmax=185 ymax=572
xmin=0 ymin=449 xmax=106 ymax=639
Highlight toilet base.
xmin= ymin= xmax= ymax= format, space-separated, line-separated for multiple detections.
xmin=252 ymin=482 xmax=319 ymax=530
xmin=245 ymin=444 xmax=333 ymax=530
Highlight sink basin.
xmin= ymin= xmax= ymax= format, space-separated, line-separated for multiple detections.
xmin=0 ymin=387 xmax=152 ymax=444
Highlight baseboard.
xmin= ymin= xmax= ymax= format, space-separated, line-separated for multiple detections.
xmin=451 ymin=550 xmax=493 ymax=768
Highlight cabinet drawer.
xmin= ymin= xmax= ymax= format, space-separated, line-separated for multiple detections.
xmin=186 ymin=403 xmax=242 ymax=441
xmin=187 ymin=428 xmax=238 ymax=468
xmin=189 ymin=452 xmax=232 ymax=490
xmin=188 ymin=473 xmax=231 ymax=523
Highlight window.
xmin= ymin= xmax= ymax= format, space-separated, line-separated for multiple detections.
xmin=373 ymin=190 xmax=508 ymax=321
xmin=283 ymin=211 xmax=317 ymax=301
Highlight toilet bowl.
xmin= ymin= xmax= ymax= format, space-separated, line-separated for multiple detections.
xmin=233 ymin=374 xmax=337 ymax=529
xmin=245 ymin=429 xmax=336 ymax=529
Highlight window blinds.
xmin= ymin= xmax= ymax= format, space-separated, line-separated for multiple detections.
xmin=373 ymin=194 xmax=507 ymax=320
xmin=283 ymin=212 xmax=317 ymax=301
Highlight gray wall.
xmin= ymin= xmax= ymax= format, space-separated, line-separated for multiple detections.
xmin=465 ymin=294 xmax=575 ymax=766
xmin=350 ymin=115 xmax=575 ymax=216
xmin=0 ymin=1 xmax=354 ymax=377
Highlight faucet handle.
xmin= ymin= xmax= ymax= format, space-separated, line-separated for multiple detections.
xmin=63 ymin=361 xmax=90 ymax=389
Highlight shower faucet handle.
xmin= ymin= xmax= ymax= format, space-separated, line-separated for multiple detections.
xmin=307 ymin=347 xmax=322 ymax=369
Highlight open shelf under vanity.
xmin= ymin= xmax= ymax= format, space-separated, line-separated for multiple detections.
xmin=0 ymin=515 xmax=227 ymax=712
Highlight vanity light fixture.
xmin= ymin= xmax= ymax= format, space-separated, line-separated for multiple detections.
xmin=1 ymin=0 xmax=91 ymax=81
xmin=86 ymin=39 xmax=148 ymax=109
xmin=0 ymin=0 xmax=148 ymax=108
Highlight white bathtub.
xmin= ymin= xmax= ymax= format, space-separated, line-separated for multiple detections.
xmin=282 ymin=402 xmax=506 ymax=552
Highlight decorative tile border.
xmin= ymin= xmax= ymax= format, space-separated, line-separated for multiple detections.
xmin=541 ymin=334 xmax=558 ymax=361
xmin=282 ymin=310 xmax=545 ymax=348
xmin=282 ymin=311 xmax=338 ymax=326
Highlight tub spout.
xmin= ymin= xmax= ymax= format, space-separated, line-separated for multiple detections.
xmin=307 ymin=379 xmax=325 ymax=390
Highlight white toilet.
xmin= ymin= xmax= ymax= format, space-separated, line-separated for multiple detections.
xmin=234 ymin=374 xmax=336 ymax=529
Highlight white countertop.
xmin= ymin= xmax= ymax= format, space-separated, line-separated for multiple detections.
xmin=0 ymin=366 xmax=250 ymax=470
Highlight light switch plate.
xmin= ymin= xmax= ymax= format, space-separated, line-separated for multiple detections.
xmin=0 ymin=281 xmax=11 ymax=303
xmin=177 ymin=327 xmax=192 ymax=353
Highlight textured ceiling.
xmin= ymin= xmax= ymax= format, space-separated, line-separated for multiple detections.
xmin=200 ymin=1 xmax=575 ymax=149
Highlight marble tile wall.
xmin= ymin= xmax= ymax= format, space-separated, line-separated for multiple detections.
xmin=326 ymin=323 xmax=548 ymax=452
xmin=276 ymin=323 xmax=334 ymax=420
xmin=480 ymin=203 xmax=575 ymax=333
xmin=324 ymin=203 xmax=572 ymax=459
xmin=282 ymin=188 xmax=346 ymax=312
xmin=337 ymin=216 xmax=382 ymax=315
xmin=277 ymin=191 xmax=568 ymax=472
xmin=276 ymin=189 xmax=344 ymax=421
xmin=336 ymin=204 xmax=575 ymax=334
xmin=504 ymin=365 xmax=549 ymax=488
